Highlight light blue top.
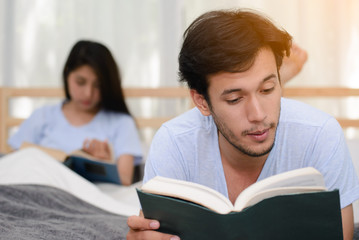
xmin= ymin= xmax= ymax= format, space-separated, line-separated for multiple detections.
xmin=8 ymin=102 xmax=143 ymax=165
xmin=144 ymin=98 xmax=359 ymax=208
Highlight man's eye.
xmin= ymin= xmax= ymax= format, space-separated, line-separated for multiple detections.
xmin=227 ymin=98 xmax=241 ymax=104
xmin=262 ymin=87 xmax=274 ymax=93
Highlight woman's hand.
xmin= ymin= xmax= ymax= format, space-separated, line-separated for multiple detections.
xmin=82 ymin=139 xmax=112 ymax=161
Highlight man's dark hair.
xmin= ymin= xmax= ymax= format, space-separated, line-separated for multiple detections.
xmin=179 ymin=9 xmax=292 ymax=101
xmin=63 ymin=40 xmax=131 ymax=115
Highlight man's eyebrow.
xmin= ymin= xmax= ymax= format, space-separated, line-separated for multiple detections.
xmin=221 ymin=73 xmax=277 ymax=96
xmin=263 ymin=73 xmax=277 ymax=82
xmin=221 ymin=88 xmax=242 ymax=96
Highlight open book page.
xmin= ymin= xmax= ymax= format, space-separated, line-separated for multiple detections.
xmin=233 ymin=167 xmax=326 ymax=211
xmin=20 ymin=142 xmax=68 ymax=162
xmin=141 ymin=176 xmax=234 ymax=214
xmin=70 ymin=142 xmax=115 ymax=163
xmin=141 ymin=167 xmax=326 ymax=215
xmin=234 ymin=186 xmax=326 ymax=212
xmin=69 ymin=150 xmax=105 ymax=162
xmin=20 ymin=142 xmax=115 ymax=163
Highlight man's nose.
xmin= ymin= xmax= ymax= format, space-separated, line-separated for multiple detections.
xmin=246 ymin=96 xmax=266 ymax=123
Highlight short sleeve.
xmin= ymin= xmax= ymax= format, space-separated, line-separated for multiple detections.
xmin=311 ymin=117 xmax=359 ymax=208
xmin=111 ymin=115 xmax=143 ymax=165
xmin=7 ymin=107 xmax=47 ymax=150
xmin=143 ymin=125 xmax=188 ymax=184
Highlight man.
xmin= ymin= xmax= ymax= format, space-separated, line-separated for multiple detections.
xmin=127 ymin=9 xmax=359 ymax=240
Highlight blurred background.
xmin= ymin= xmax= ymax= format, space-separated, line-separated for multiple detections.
xmin=0 ymin=0 xmax=359 ymax=138
xmin=1 ymin=0 xmax=358 ymax=87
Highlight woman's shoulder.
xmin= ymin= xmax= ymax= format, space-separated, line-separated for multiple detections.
xmin=28 ymin=102 xmax=63 ymax=120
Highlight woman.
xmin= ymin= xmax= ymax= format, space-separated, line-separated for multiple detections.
xmin=8 ymin=40 xmax=143 ymax=185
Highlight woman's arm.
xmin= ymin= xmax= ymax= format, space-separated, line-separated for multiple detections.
xmin=82 ymin=139 xmax=135 ymax=185
xmin=117 ymin=154 xmax=134 ymax=186
xmin=342 ymin=204 xmax=354 ymax=240
xmin=8 ymin=107 xmax=48 ymax=150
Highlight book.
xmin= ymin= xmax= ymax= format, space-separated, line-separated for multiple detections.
xmin=140 ymin=167 xmax=327 ymax=214
xmin=137 ymin=167 xmax=343 ymax=240
xmin=20 ymin=142 xmax=121 ymax=184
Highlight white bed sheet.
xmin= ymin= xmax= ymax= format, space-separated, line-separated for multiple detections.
xmin=0 ymin=148 xmax=141 ymax=216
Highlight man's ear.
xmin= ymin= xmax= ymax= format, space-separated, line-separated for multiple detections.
xmin=190 ymin=89 xmax=211 ymax=116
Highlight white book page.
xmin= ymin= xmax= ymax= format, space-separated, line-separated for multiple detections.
xmin=234 ymin=186 xmax=326 ymax=211
xmin=233 ymin=167 xmax=326 ymax=211
xmin=142 ymin=176 xmax=234 ymax=214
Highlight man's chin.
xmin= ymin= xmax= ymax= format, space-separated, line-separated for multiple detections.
xmin=239 ymin=142 xmax=275 ymax=158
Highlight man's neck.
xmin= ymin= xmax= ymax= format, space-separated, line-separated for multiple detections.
xmin=218 ymin=132 xmax=268 ymax=171
xmin=218 ymin=133 xmax=268 ymax=204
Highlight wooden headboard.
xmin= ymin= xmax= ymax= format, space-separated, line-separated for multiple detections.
xmin=1 ymin=86 xmax=359 ymax=153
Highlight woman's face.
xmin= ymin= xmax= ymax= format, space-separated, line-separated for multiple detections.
xmin=67 ymin=65 xmax=101 ymax=112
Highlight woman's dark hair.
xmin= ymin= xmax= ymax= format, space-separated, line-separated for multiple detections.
xmin=63 ymin=40 xmax=131 ymax=115
xmin=179 ymin=9 xmax=292 ymax=101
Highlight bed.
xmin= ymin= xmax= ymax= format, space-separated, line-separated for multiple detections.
xmin=0 ymin=86 xmax=359 ymax=239
xmin=0 ymin=148 xmax=133 ymax=239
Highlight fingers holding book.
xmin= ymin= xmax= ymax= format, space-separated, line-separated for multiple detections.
xmin=82 ymin=138 xmax=112 ymax=161
xmin=127 ymin=213 xmax=180 ymax=240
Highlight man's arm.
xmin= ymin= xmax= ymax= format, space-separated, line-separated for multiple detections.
xmin=127 ymin=210 xmax=180 ymax=240
xmin=279 ymin=43 xmax=308 ymax=84
xmin=342 ymin=204 xmax=354 ymax=240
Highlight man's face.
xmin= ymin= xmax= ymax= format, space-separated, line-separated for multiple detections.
xmin=205 ymin=47 xmax=281 ymax=157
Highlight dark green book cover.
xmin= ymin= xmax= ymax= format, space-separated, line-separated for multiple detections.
xmin=64 ymin=156 xmax=121 ymax=184
xmin=137 ymin=189 xmax=343 ymax=240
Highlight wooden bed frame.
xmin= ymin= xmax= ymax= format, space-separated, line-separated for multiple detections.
xmin=1 ymin=86 xmax=359 ymax=153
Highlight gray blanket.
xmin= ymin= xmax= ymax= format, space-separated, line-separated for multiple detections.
xmin=0 ymin=184 xmax=128 ymax=239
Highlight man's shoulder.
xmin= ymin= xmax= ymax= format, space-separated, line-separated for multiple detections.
xmin=280 ymin=98 xmax=334 ymax=128
xmin=162 ymin=107 xmax=214 ymax=136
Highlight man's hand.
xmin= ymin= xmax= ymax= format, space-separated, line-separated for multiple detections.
xmin=127 ymin=214 xmax=180 ymax=240
xmin=82 ymin=139 xmax=112 ymax=161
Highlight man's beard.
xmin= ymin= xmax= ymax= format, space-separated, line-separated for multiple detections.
xmin=211 ymin=111 xmax=277 ymax=158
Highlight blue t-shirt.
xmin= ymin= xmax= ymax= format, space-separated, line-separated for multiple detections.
xmin=8 ymin=102 xmax=143 ymax=165
xmin=144 ymin=98 xmax=359 ymax=208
